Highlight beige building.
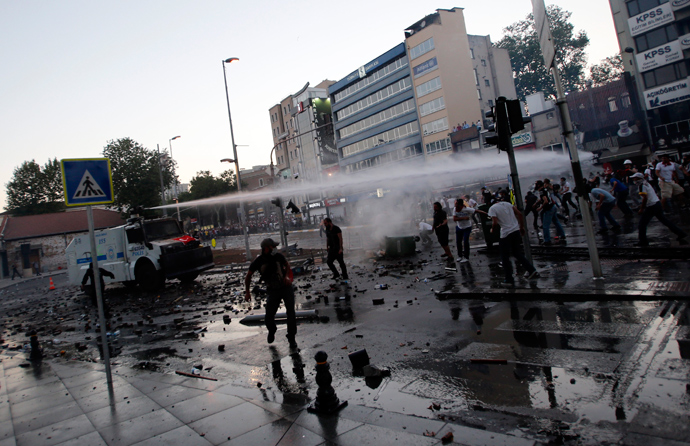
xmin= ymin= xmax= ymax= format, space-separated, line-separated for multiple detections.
xmin=404 ymin=8 xmax=484 ymax=160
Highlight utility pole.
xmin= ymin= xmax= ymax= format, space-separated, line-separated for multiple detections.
xmin=485 ymin=97 xmax=532 ymax=263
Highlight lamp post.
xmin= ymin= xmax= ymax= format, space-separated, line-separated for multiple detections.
xmin=169 ymin=135 xmax=181 ymax=221
xmin=222 ymin=57 xmax=251 ymax=261
xmin=156 ymin=144 xmax=168 ymax=216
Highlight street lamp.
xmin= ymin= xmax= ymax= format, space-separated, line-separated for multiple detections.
xmin=169 ymin=135 xmax=181 ymax=221
xmin=222 ymin=57 xmax=251 ymax=261
xmin=156 ymin=144 xmax=168 ymax=216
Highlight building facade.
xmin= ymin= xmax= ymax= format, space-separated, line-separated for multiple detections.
xmin=328 ymin=8 xmax=518 ymax=172
xmin=328 ymin=43 xmax=422 ymax=173
xmin=609 ymin=0 xmax=690 ymax=159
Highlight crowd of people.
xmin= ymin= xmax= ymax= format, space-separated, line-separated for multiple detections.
xmin=419 ymin=155 xmax=689 ymax=284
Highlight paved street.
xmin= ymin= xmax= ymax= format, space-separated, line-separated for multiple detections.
xmin=1 ymin=213 xmax=690 ymax=445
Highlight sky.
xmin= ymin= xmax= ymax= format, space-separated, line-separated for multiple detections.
xmin=0 ymin=1 xmax=620 ymax=211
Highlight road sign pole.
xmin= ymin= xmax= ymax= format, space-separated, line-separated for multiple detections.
xmin=87 ymin=205 xmax=113 ymax=388
xmin=531 ymin=0 xmax=603 ymax=279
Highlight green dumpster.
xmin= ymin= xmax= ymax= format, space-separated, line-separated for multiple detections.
xmin=477 ymin=204 xmax=500 ymax=249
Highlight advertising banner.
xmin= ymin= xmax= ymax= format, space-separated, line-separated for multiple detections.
xmin=671 ymin=0 xmax=690 ymax=11
xmin=644 ymin=78 xmax=690 ymax=109
xmin=636 ymin=39 xmax=682 ymax=72
xmin=628 ymin=3 xmax=674 ymax=37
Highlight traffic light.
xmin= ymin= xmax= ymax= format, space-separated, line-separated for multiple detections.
xmin=484 ymin=99 xmax=510 ymax=151
xmin=270 ymin=197 xmax=282 ymax=207
xmin=506 ymin=99 xmax=527 ymax=133
xmin=286 ymin=200 xmax=300 ymax=214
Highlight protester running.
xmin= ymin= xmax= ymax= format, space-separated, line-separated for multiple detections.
xmin=323 ymin=217 xmax=349 ymax=281
xmin=244 ymin=238 xmax=297 ymax=349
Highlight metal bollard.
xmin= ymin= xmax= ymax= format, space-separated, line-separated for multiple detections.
xmin=307 ymin=351 xmax=348 ymax=414
xmin=28 ymin=330 xmax=43 ymax=361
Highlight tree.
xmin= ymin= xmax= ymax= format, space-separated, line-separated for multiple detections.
xmin=5 ymin=158 xmax=65 ymax=215
xmin=102 ymin=138 xmax=176 ymax=214
xmin=589 ymin=54 xmax=624 ymax=87
xmin=183 ymin=170 xmax=238 ymax=227
xmin=496 ymin=5 xmax=589 ymax=100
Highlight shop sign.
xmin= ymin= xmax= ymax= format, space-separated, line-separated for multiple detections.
xmin=628 ymin=3 xmax=674 ymax=37
xmin=636 ymin=39 xmax=682 ymax=72
xmin=644 ymin=78 xmax=690 ymax=109
xmin=413 ymin=57 xmax=438 ymax=78
xmin=511 ymin=132 xmax=533 ymax=147
xmin=671 ymin=0 xmax=690 ymax=11
xmin=679 ymin=33 xmax=690 ymax=50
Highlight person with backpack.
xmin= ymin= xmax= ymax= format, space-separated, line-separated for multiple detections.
xmin=609 ymin=174 xmax=634 ymax=218
xmin=245 ymin=238 xmax=297 ymax=349
xmin=537 ymin=179 xmax=566 ymax=246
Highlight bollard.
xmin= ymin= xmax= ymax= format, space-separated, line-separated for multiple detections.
xmin=307 ymin=351 xmax=348 ymax=414
xmin=28 ymin=330 xmax=43 ymax=361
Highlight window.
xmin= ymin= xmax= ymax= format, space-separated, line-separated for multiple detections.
xmin=470 ymin=48 xmax=475 ymax=59
xmin=484 ymin=79 xmax=490 ymax=87
xmin=259 ymin=178 xmax=264 ymax=187
xmin=642 ymin=61 xmax=688 ymax=88
xmin=344 ymin=143 xmax=423 ymax=173
xmin=416 ymin=77 xmax=442 ymax=97
xmin=339 ymin=99 xmax=415 ymax=139
xmin=546 ymin=112 xmax=555 ymax=119
xmin=626 ymin=0 xmax=669 ymax=18
xmin=422 ymin=117 xmax=448 ymax=136
xmin=608 ymin=97 xmax=618 ymax=112
xmin=488 ymin=99 xmax=494 ymax=107
xmin=634 ymin=24 xmax=677 ymax=52
xmin=333 ymin=56 xmax=409 ymax=102
xmin=542 ymin=143 xmax=564 ymax=154
xmin=473 ymin=69 xmax=479 ymax=86
xmin=418 ymin=96 xmax=445 ymax=117
xmin=336 ymin=77 xmax=412 ymax=121
xmin=477 ymin=89 xmax=482 ymax=100
xmin=425 ymin=137 xmax=452 ymax=155
xmin=481 ymin=59 xmax=486 ymax=67
xmin=273 ymin=128 xmax=276 ymax=137
xmin=341 ymin=121 xmax=420 ymax=158
xmin=621 ymin=93 xmax=632 ymax=108
xmin=410 ymin=38 xmax=434 ymax=60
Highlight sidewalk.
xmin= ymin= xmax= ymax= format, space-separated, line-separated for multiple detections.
xmin=0 ymin=269 xmax=67 ymax=291
xmin=0 ymin=353 xmax=538 ymax=446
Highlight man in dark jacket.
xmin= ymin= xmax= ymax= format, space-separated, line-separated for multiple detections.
xmin=245 ymin=238 xmax=297 ymax=348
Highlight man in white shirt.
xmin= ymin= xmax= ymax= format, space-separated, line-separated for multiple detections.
xmin=559 ymin=177 xmax=579 ymax=216
xmin=631 ymin=173 xmax=687 ymax=246
xmin=655 ymin=154 xmax=686 ymax=211
xmin=453 ymin=199 xmax=486 ymax=263
xmin=488 ymin=196 xmax=539 ymax=286
xmin=464 ymin=194 xmax=479 ymax=228
xmin=418 ymin=221 xmax=433 ymax=246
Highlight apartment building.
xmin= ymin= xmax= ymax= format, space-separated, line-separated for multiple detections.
xmin=609 ymin=0 xmax=690 ymax=158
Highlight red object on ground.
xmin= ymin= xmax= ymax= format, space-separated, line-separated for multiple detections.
xmin=49 ymin=277 xmax=56 ymax=290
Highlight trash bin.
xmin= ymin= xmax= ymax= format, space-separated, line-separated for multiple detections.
xmin=384 ymin=236 xmax=416 ymax=257
xmin=477 ymin=204 xmax=500 ymax=249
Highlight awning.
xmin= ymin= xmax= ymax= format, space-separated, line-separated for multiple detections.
xmin=597 ymin=143 xmax=649 ymax=163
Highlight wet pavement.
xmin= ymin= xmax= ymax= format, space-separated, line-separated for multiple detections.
xmin=1 ymin=212 xmax=690 ymax=445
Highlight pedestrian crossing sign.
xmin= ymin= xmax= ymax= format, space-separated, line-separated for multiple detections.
xmin=61 ymin=158 xmax=114 ymax=206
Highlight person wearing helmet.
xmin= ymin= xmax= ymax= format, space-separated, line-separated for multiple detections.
xmin=631 ymin=172 xmax=687 ymax=246
xmin=245 ymin=238 xmax=297 ymax=349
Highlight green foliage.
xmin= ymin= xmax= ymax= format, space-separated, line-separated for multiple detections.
xmin=5 ymin=158 xmax=65 ymax=215
xmin=589 ymin=54 xmax=624 ymax=87
xmin=102 ymin=138 xmax=176 ymax=214
xmin=496 ymin=5 xmax=589 ymax=100
xmin=177 ymin=170 xmax=238 ymax=227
